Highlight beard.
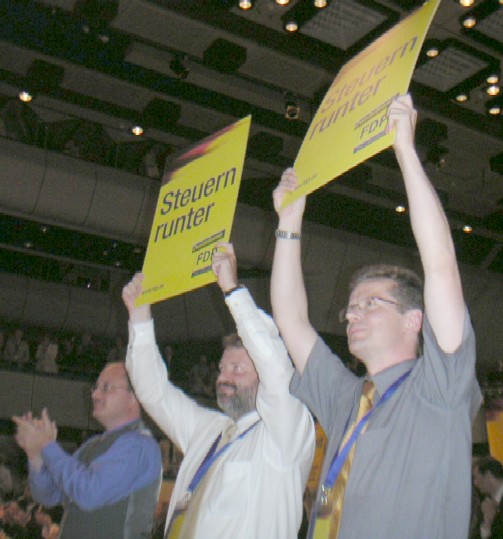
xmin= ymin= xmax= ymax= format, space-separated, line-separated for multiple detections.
xmin=216 ymin=382 xmax=258 ymax=420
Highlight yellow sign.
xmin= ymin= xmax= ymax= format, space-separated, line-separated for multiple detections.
xmin=138 ymin=116 xmax=251 ymax=305
xmin=282 ymin=0 xmax=441 ymax=208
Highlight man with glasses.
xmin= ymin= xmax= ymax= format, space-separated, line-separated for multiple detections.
xmin=12 ymin=361 xmax=162 ymax=539
xmin=121 ymin=242 xmax=314 ymax=538
xmin=271 ymin=94 xmax=481 ymax=539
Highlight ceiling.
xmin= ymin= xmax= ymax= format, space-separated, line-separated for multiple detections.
xmin=0 ymin=0 xmax=502 ymax=374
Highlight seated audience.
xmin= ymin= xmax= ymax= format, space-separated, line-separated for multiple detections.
xmin=3 ymin=329 xmax=30 ymax=366
xmin=35 ymin=334 xmax=58 ymax=375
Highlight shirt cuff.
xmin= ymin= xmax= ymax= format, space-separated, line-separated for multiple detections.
xmin=128 ymin=319 xmax=156 ymax=346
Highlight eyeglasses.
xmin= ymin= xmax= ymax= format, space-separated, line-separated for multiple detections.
xmin=91 ymin=382 xmax=131 ymax=394
xmin=339 ymin=296 xmax=401 ymax=323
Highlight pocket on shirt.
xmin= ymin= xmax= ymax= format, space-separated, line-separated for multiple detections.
xmin=208 ymin=461 xmax=251 ymax=516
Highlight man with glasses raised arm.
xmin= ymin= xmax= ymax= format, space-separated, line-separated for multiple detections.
xmin=122 ymin=242 xmax=314 ymax=539
xmin=271 ymin=94 xmax=481 ymax=539
xmin=12 ymin=361 xmax=162 ymax=539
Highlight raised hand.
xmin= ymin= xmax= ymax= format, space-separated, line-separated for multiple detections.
xmin=387 ymin=93 xmax=417 ymax=153
xmin=122 ymin=273 xmax=152 ymax=324
xmin=273 ymin=167 xmax=306 ymax=224
xmin=12 ymin=408 xmax=57 ymax=465
xmin=212 ymin=243 xmax=238 ymax=293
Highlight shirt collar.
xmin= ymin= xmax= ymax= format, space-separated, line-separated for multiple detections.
xmin=235 ymin=410 xmax=260 ymax=433
xmin=370 ymin=358 xmax=416 ymax=399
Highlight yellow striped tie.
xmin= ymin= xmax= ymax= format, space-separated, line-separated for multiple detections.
xmin=330 ymin=380 xmax=375 ymax=538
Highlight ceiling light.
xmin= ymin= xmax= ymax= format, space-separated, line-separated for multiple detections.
xmin=18 ymin=90 xmax=33 ymax=103
xmin=455 ymin=92 xmax=469 ymax=102
xmin=487 ymin=103 xmax=501 ymax=115
xmin=395 ymin=205 xmax=406 ymax=213
xmin=486 ymin=84 xmax=500 ymax=96
xmin=462 ymin=225 xmax=473 ymax=234
xmin=461 ymin=14 xmax=477 ymax=28
xmin=424 ymin=40 xmax=441 ymax=58
xmin=486 ymin=97 xmax=502 ymax=115
xmin=275 ymin=0 xmax=290 ymax=5
xmin=285 ymin=21 xmax=299 ymax=32
xmin=487 ymin=73 xmax=500 ymax=85
xmin=458 ymin=0 xmax=474 ymax=6
xmin=314 ymin=0 xmax=327 ymax=7
xmin=131 ymin=125 xmax=144 ymax=136
xmin=239 ymin=0 xmax=253 ymax=9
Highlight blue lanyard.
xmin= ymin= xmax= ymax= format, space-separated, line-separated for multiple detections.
xmin=323 ymin=370 xmax=412 ymax=488
xmin=187 ymin=420 xmax=260 ymax=494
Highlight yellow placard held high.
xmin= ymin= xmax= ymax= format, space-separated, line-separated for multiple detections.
xmin=282 ymin=0 xmax=441 ymax=208
xmin=138 ymin=116 xmax=251 ymax=305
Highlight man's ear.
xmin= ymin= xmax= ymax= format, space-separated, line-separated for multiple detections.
xmin=405 ymin=309 xmax=423 ymax=333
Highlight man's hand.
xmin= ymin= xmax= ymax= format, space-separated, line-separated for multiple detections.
xmin=212 ymin=243 xmax=238 ymax=293
xmin=387 ymin=94 xmax=417 ymax=154
xmin=481 ymin=496 xmax=498 ymax=530
xmin=273 ymin=168 xmax=306 ymax=225
xmin=12 ymin=409 xmax=57 ymax=468
xmin=122 ymin=273 xmax=152 ymax=324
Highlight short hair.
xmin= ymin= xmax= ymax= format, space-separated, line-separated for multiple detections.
xmin=222 ymin=333 xmax=244 ymax=350
xmin=349 ymin=264 xmax=424 ymax=313
xmin=105 ymin=361 xmax=134 ymax=392
xmin=476 ymin=457 xmax=503 ymax=479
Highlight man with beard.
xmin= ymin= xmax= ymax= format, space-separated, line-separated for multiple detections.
xmin=122 ymin=243 xmax=314 ymax=539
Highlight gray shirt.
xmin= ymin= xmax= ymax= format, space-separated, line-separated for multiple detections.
xmin=292 ymin=309 xmax=481 ymax=539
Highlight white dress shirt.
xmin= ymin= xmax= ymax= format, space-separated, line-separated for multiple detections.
xmin=126 ymin=287 xmax=315 ymax=539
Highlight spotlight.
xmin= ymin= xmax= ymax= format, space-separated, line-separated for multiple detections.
xmin=239 ymin=0 xmax=253 ymax=9
xmin=458 ymin=0 xmax=474 ymax=6
xmin=285 ymin=20 xmax=298 ymax=32
xmin=276 ymin=0 xmax=290 ymax=5
xmin=169 ymin=57 xmax=189 ymax=80
xmin=424 ymin=40 xmax=441 ymax=58
xmin=131 ymin=125 xmax=144 ymax=136
xmin=18 ymin=90 xmax=33 ymax=103
xmin=461 ymin=13 xmax=477 ymax=28
xmin=486 ymin=97 xmax=502 ymax=116
xmin=487 ymin=73 xmax=499 ymax=85
xmin=486 ymin=84 xmax=500 ymax=97
xmin=314 ymin=0 xmax=327 ymax=7
xmin=285 ymin=98 xmax=300 ymax=120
